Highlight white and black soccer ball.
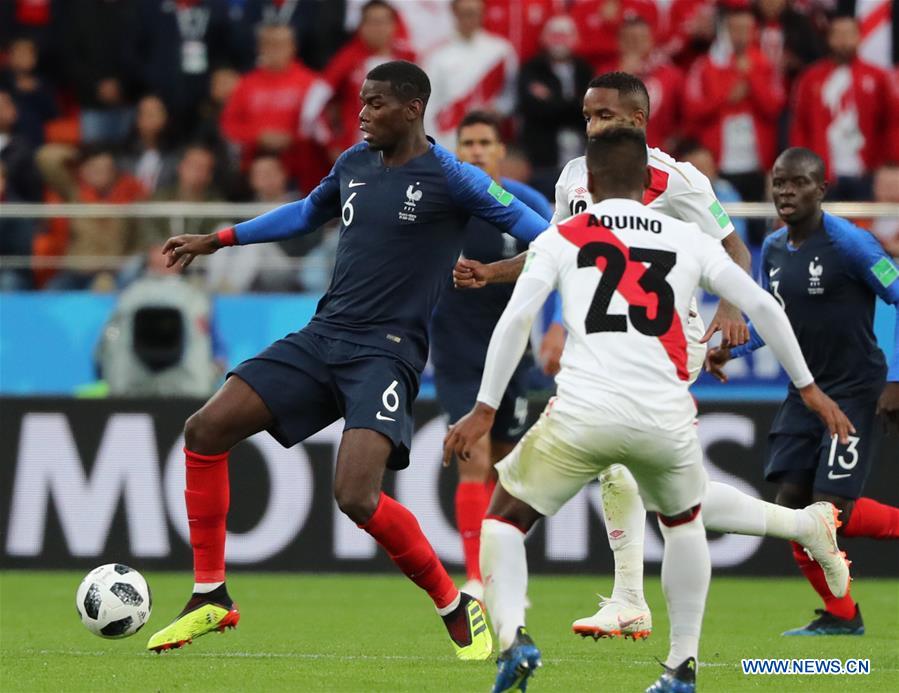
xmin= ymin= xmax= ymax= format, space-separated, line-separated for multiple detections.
xmin=75 ymin=564 xmax=152 ymax=638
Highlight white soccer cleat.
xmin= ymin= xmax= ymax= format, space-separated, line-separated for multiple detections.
xmin=799 ymin=502 xmax=851 ymax=598
xmin=460 ymin=579 xmax=484 ymax=603
xmin=571 ymin=596 xmax=652 ymax=641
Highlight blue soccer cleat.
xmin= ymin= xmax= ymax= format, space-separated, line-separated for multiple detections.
xmin=492 ymin=627 xmax=542 ymax=693
xmin=782 ymin=605 xmax=864 ymax=636
xmin=646 ymin=657 xmax=696 ymax=693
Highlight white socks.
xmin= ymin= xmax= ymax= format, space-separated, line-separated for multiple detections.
xmin=480 ymin=518 xmax=528 ymax=651
xmin=436 ymin=592 xmax=461 ymax=617
xmin=702 ymin=481 xmax=815 ymax=541
xmin=659 ymin=512 xmax=710 ymax=670
xmin=598 ymin=465 xmax=647 ymax=607
xmin=193 ymin=581 xmax=223 ymax=594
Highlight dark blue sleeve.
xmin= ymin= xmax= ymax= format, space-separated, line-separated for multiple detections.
xmin=730 ymin=234 xmax=774 ymax=358
xmin=826 ymin=214 xmax=899 ymax=380
xmin=233 ymin=146 xmax=355 ymax=244
xmin=433 ymin=145 xmax=549 ymax=242
xmin=502 ymin=178 xmax=554 ymax=222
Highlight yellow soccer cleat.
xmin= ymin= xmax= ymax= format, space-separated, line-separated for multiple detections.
xmin=147 ymin=589 xmax=239 ymax=653
xmin=443 ymin=593 xmax=493 ymax=661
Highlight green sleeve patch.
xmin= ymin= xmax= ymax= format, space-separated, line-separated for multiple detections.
xmin=488 ymin=180 xmax=514 ymax=207
xmin=871 ymin=257 xmax=899 ymax=288
xmin=708 ymin=200 xmax=732 ymax=230
xmin=523 ymin=250 xmax=535 ymax=272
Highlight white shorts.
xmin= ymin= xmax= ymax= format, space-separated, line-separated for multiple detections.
xmin=686 ymin=296 xmax=707 ymax=386
xmin=496 ymin=402 xmax=708 ymax=518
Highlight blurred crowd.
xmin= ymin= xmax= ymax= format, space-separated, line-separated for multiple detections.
xmin=1 ymin=0 xmax=898 ymax=292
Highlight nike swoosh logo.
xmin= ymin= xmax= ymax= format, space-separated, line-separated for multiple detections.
xmin=769 ymin=267 xmax=781 ymax=277
xmin=348 ymin=179 xmax=366 ymax=188
xmin=827 ymin=471 xmax=851 ymax=480
xmin=617 ymin=615 xmax=644 ymax=629
xmin=376 ymin=411 xmax=395 ymax=422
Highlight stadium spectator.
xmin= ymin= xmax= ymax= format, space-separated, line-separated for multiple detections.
xmin=684 ymin=4 xmax=784 ymax=203
xmin=220 ymin=22 xmax=326 ymax=194
xmin=568 ymin=0 xmax=659 ymax=70
xmin=137 ymin=145 xmax=224 ymax=250
xmin=0 ymin=88 xmax=43 ymax=202
xmin=677 ymin=139 xmax=750 ymax=244
xmin=36 ymin=143 xmax=146 ymax=290
xmin=424 ymin=0 xmax=518 ymax=149
xmin=61 ymin=0 xmax=139 ymax=145
xmin=133 ymin=0 xmax=232 ymax=141
xmin=0 ymin=1 xmax=60 ymax=65
xmin=315 ymin=1 xmax=416 ymax=157
xmin=754 ymin=0 xmax=826 ymax=86
xmin=0 ymin=36 xmax=57 ymax=147
xmin=790 ymin=14 xmax=892 ymax=201
xmin=192 ymin=67 xmax=242 ymax=196
xmin=660 ymin=0 xmax=717 ymax=69
xmin=230 ymin=0 xmax=348 ymax=71
xmin=516 ymin=15 xmax=592 ymax=195
xmin=119 ymin=95 xmax=178 ymax=197
xmin=870 ymin=163 xmax=899 ymax=257
xmin=482 ymin=0 xmax=563 ymax=62
xmin=248 ymin=152 xmax=321 ymax=262
xmin=606 ymin=17 xmax=684 ymax=150
xmin=0 ymin=161 xmax=37 ymax=290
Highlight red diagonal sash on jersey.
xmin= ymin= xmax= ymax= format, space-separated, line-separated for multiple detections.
xmin=558 ymin=214 xmax=689 ymax=381
xmin=643 ymin=167 xmax=670 ymax=204
xmin=435 ymin=60 xmax=507 ymax=133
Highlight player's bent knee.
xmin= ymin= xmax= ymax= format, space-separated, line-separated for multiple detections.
xmin=334 ymin=485 xmax=380 ymax=525
xmin=184 ymin=409 xmax=228 ymax=455
xmin=658 ymin=504 xmax=702 ymax=528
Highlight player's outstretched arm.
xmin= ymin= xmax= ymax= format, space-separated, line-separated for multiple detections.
xmin=702 ymin=231 xmax=753 ymax=346
xmin=707 ymin=262 xmax=855 ymax=443
xmin=445 ymin=270 xmax=554 ymax=463
xmin=453 ymin=252 xmax=527 ymax=289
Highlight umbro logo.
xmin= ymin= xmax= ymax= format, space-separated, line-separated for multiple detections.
xmin=348 ymin=179 xmax=366 ymax=188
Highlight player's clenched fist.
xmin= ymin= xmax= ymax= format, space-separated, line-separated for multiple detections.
xmin=443 ymin=403 xmax=495 ymax=466
xmin=162 ymin=233 xmax=221 ymax=269
xmin=452 ymin=257 xmax=490 ymax=289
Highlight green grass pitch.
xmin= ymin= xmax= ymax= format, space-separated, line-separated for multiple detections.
xmin=1 ymin=572 xmax=897 ymax=692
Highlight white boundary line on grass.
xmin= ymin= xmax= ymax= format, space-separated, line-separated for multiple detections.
xmin=23 ymin=649 xmax=736 ymax=667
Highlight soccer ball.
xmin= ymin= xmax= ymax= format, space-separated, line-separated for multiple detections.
xmin=75 ymin=564 xmax=152 ymax=638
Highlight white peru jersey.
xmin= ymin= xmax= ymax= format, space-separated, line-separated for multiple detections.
xmin=552 ymin=147 xmax=736 ymax=383
xmin=551 ymin=147 xmax=735 ymax=240
xmin=526 ymin=198 xmax=733 ymax=430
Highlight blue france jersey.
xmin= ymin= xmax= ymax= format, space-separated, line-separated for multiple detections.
xmin=733 ymin=213 xmax=899 ymax=397
xmin=430 ymin=178 xmax=552 ymax=375
xmin=232 ymin=141 xmax=549 ymax=371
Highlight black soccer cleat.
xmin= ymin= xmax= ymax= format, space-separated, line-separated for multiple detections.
xmin=782 ymin=605 xmax=865 ymax=636
xmin=646 ymin=657 xmax=696 ymax=693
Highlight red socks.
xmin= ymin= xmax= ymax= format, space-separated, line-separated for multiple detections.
xmin=184 ymin=448 xmax=230 ymax=583
xmin=841 ymin=497 xmax=899 ymax=539
xmin=360 ymin=493 xmax=459 ymax=610
xmin=791 ymin=541 xmax=856 ymax=620
xmin=455 ymin=482 xmax=490 ymax=581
